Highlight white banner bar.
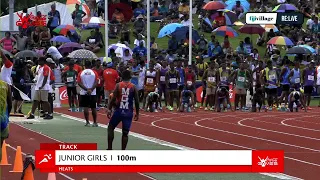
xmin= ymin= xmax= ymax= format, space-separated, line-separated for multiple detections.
xmin=55 ymin=150 xmax=252 ymax=165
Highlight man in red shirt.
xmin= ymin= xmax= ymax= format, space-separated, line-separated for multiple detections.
xmin=214 ymin=11 xmax=226 ymax=28
xmin=103 ymin=62 xmax=120 ymax=107
xmin=92 ymin=60 xmax=104 ymax=108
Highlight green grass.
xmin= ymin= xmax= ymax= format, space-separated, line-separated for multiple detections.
xmin=78 ymin=16 xmax=308 ymax=59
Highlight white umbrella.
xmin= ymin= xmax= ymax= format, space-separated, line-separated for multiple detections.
xmin=108 ymin=43 xmax=132 ymax=57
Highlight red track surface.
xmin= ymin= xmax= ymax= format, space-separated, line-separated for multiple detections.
xmin=56 ymin=108 xmax=320 ymax=180
xmin=3 ymin=108 xmax=320 ymax=180
xmin=2 ymin=123 xmax=151 ymax=180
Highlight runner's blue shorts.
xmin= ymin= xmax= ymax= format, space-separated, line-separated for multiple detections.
xmin=109 ymin=110 xmax=133 ymax=131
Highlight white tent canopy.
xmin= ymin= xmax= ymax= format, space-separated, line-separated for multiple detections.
xmin=0 ymin=1 xmax=74 ymax=32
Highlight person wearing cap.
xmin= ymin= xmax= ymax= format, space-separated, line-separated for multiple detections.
xmin=302 ymin=61 xmax=316 ymax=110
xmin=103 ymin=62 xmax=120 ymax=107
xmin=77 ymin=60 xmax=99 ymax=127
xmin=27 ymin=57 xmax=52 ymax=119
xmin=62 ymin=60 xmax=79 ymax=111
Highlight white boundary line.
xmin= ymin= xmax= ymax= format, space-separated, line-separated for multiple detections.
xmin=6 ymin=130 xmax=74 ymax=180
xmin=56 ymin=112 xmax=300 ymax=180
xmin=281 ymin=120 xmax=320 ymax=132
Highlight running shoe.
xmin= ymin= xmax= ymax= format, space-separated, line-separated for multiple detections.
xmin=268 ymin=107 xmax=273 ymax=111
xmin=236 ymin=107 xmax=240 ymax=111
xmin=307 ymin=107 xmax=312 ymax=110
xmin=204 ymin=107 xmax=209 ymax=111
xmin=209 ymin=107 xmax=214 ymax=111
xmin=92 ymin=123 xmax=98 ymax=127
xmin=27 ymin=114 xmax=35 ymax=119
xmin=44 ymin=115 xmax=53 ymax=120
xmin=154 ymin=109 xmax=159 ymax=113
xmin=187 ymin=107 xmax=191 ymax=112
xmin=199 ymin=106 xmax=204 ymax=109
xmin=85 ymin=122 xmax=91 ymax=127
xmin=168 ymin=106 xmax=174 ymax=111
xmin=68 ymin=108 xmax=72 ymax=111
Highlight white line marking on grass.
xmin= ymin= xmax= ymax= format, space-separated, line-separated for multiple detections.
xmin=281 ymin=120 xmax=320 ymax=132
xmin=55 ymin=112 xmax=301 ymax=180
xmin=6 ymin=129 xmax=74 ymax=180
xmin=237 ymin=119 xmax=320 ymax=140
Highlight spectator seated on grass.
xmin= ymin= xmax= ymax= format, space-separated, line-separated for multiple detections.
xmin=214 ymin=11 xmax=226 ymax=28
xmin=133 ymin=3 xmax=146 ymax=20
xmin=110 ymin=8 xmax=125 ymax=35
xmin=66 ymin=31 xmax=81 ymax=43
xmin=133 ymin=15 xmax=146 ymax=37
xmin=84 ymin=30 xmax=101 ymax=53
xmin=232 ymin=0 xmax=244 ymax=19
xmin=179 ymin=0 xmax=190 ymax=16
xmin=159 ymin=1 xmax=169 ymax=17
xmin=134 ymin=34 xmax=145 ymax=48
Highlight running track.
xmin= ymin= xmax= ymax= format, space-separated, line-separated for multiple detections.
xmin=3 ymin=109 xmax=320 ymax=180
xmin=57 ymin=108 xmax=320 ymax=180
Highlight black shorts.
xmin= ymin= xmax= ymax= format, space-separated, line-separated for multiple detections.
xmin=266 ymin=88 xmax=277 ymax=96
xmin=281 ymin=84 xmax=290 ymax=92
xmin=67 ymin=87 xmax=77 ymax=97
xmin=179 ymin=85 xmax=184 ymax=91
xmin=12 ymin=86 xmax=23 ymax=101
xmin=304 ymin=86 xmax=313 ymax=94
xmin=96 ymin=86 xmax=103 ymax=97
xmin=79 ymin=95 xmax=97 ymax=108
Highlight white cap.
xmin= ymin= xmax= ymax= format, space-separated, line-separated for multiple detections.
xmin=46 ymin=58 xmax=55 ymax=64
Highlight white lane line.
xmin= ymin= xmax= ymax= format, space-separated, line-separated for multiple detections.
xmin=7 ymin=123 xmax=75 ymax=180
xmin=57 ymin=112 xmax=299 ymax=180
xmin=281 ymin=120 xmax=320 ymax=132
xmin=236 ymin=119 xmax=320 ymax=140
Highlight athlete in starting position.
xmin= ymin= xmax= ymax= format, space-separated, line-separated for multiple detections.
xmin=145 ymin=91 xmax=161 ymax=112
xmin=288 ymin=89 xmax=307 ymax=112
xmin=107 ymin=70 xmax=139 ymax=150
xmin=179 ymin=88 xmax=194 ymax=112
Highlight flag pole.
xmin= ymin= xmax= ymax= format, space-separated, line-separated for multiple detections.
xmin=105 ymin=0 xmax=108 ymax=58
xmin=189 ymin=0 xmax=192 ymax=65
xmin=147 ymin=1 xmax=151 ymax=67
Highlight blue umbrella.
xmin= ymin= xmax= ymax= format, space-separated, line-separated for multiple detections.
xmin=171 ymin=26 xmax=200 ymax=43
xmin=226 ymin=0 xmax=250 ymax=14
xmin=158 ymin=23 xmax=183 ymax=38
xmin=296 ymin=45 xmax=316 ymax=54
xmin=51 ymin=36 xmax=71 ymax=43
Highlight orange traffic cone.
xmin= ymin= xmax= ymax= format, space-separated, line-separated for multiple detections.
xmin=10 ymin=146 xmax=23 ymax=172
xmin=47 ymin=172 xmax=56 ymax=180
xmin=0 ymin=140 xmax=11 ymax=165
xmin=23 ymin=163 xmax=34 ymax=180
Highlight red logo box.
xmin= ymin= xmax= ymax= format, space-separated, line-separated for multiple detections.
xmin=252 ymin=150 xmax=284 ymax=172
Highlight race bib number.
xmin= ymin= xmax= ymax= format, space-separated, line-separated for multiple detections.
xmin=269 ymin=74 xmax=276 ymax=80
xmin=238 ymin=76 xmax=245 ymax=82
xmin=221 ymin=76 xmax=227 ymax=82
xmin=67 ymin=77 xmax=74 ymax=83
xmin=208 ymin=77 xmax=215 ymax=82
xmin=187 ymin=81 xmax=192 ymax=86
xmin=169 ymin=78 xmax=177 ymax=83
xmin=308 ymin=75 xmax=314 ymax=81
xmin=160 ymin=76 xmax=165 ymax=81
xmin=295 ymin=78 xmax=300 ymax=83
xmin=146 ymin=78 xmax=154 ymax=84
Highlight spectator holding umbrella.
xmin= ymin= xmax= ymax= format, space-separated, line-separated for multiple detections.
xmin=232 ymin=1 xmax=244 ymax=19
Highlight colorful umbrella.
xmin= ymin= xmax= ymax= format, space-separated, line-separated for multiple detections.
xmin=158 ymin=23 xmax=183 ymax=38
xmin=81 ymin=17 xmax=106 ymax=26
xmin=66 ymin=0 xmax=90 ymax=18
xmin=216 ymin=9 xmax=238 ymax=25
xmin=267 ymin=36 xmax=294 ymax=46
xmin=108 ymin=43 xmax=132 ymax=58
xmin=68 ymin=49 xmax=98 ymax=59
xmin=286 ymin=47 xmax=312 ymax=54
xmin=260 ymin=25 xmax=279 ymax=32
xmin=296 ymin=45 xmax=316 ymax=54
xmin=53 ymin=25 xmax=76 ymax=35
xmin=272 ymin=4 xmax=298 ymax=12
xmin=58 ymin=42 xmax=83 ymax=54
xmin=171 ymin=26 xmax=200 ymax=43
xmin=226 ymin=0 xmax=250 ymax=13
xmin=51 ymin=36 xmax=71 ymax=43
xmin=238 ymin=24 xmax=266 ymax=34
xmin=108 ymin=3 xmax=133 ymax=22
xmin=212 ymin=26 xmax=238 ymax=37
xmin=203 ymin=1 xmax=226 ymax=10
